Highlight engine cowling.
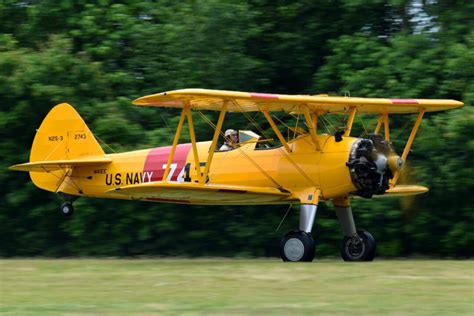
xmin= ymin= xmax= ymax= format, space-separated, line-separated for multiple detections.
xmin=347 ymin=134 xmax=403 ymax=198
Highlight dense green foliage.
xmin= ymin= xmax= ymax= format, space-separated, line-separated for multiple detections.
xmin=0 ymin=0 xmax=472 ymax=257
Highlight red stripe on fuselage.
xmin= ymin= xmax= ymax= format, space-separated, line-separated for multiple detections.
xmin=143 ymin=144 xmax=192 ymax=181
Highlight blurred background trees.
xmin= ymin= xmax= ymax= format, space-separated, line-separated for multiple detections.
xmin=0 ymin=0 xmax=472 ymax=257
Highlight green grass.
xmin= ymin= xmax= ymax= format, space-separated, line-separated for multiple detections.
xmin=1 ymin=259 xmax=473 ymax=315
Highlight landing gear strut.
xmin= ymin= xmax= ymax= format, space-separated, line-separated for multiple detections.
xmin=335 ymin=204 xmax=376 ymax=261
xmin=280 ymin=204 xmax=317 ymax=262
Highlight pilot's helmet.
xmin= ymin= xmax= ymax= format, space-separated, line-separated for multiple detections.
xmin=225 ymin=129 xmax=237 ymax=137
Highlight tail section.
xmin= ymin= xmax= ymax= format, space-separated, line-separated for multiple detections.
xmin=30 ymin=103 xmax=105 ymax=162
xmin=11 ymin=103 xmax=108 ymax=194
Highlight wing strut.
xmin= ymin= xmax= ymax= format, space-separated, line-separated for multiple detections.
xmin=162 ymin=108 xmax=186 ymax=181
xmin=391 ymin=109 xmax=426 ymax=187
xmin=162 ymin=104 xmax=205 ymax=182
xmin=201 ymin=101 xmax=228 ymax=184
xmin=312 ymin=112 xmax=318 ymax=132
xmin=303 ymin=107 xmax=321 ymax=150
xmin=373 ymin=112 xmax=390 ymax=139
xmin=374 ymin=115 xmax=383 ymax=134
xmin=344 ymin=107 xmax=357 ymax=136
xmin=185 ymin=103 xmax=202 ymax=183
xmin=383 ymin=112 xmax=390 ymax=141
xmin=262 ymin=110 xmax=292 ymax=153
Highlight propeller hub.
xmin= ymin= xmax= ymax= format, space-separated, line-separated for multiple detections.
xmin=388 ymin=155 xmax=404 ymax=172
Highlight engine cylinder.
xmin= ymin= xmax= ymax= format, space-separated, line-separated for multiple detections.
xmin=346 ymin=134 xmax=396 ymax=198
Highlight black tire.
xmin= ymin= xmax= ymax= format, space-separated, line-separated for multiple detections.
xmin=362 ymin=230 xmax=376 ymax=261
xmin=341 ymin=229 xmax=376 ymax=261
xmin=60 ymin=202 xmax=74 ymax=217
xmin=280 ymin=230 xmax=315 ymax=262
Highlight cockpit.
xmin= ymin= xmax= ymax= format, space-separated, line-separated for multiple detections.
xmin=218 ymin=130 xmax=274 ymax=151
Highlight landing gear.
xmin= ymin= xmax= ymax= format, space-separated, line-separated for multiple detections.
xmin=60 ymin=202 xmax=74 ymax=217
xmin=335 ymin=203 xmax=376 ymax=261
xmin=341 ymin=230 xmax=376 ymax=261
xmin=280 ymin=204 xmax=317 ymax=262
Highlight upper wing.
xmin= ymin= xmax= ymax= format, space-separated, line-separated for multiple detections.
xmin=133 ymin=88 xmax=463 ymax=114
xmin=108 ymin=181 xmax=293 ymax=205
xmin=9 ymin=157 xmax=112 ymax=172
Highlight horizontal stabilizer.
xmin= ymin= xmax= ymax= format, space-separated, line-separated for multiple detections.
xmin=382 ymin=185 xmax=429 ymax=197
xmin=9 ymin=157 xmax=112 ymax=172
xmin=109 ymin=182 xmax=291 ymax=205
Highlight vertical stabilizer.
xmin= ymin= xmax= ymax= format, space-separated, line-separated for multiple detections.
xmin=29 ymin=103 xmax=105 ymax=193
xmin=30 ymin=103 xmax=104 ymax=162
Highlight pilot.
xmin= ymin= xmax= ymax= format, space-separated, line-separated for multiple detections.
xmin=220 ymin=129 xmax=238 ymax=151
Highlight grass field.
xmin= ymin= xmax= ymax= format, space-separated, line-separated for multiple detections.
xmin=1 ymin=259 xmax=473 ymax=315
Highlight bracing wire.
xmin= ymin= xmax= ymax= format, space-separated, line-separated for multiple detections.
xmin=320 ymin=114 xmax=334 ymax=134
xmin=358 ymin=114 xmax=370 ymax=138
xmin=94 ymin=134 xmax=116 ymax=153
xmin=275 ymin=204 xmax=293 ymax=232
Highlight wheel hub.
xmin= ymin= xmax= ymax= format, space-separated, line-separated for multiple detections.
xmin=346 ymin=236 xmax=365 ymax=259
xmin=283 ymin=238 xmax=305 ymax=261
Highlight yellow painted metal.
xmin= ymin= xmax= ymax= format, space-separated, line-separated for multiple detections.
xmin=344 ymin=107 xmax=357 ymax=136
xmin=333 ymin=196 xmax=350 ymax=207
xmin=14 ymin=103 xmax=107 ymax=194
xmin=292 ymin=187 xmax=321 ymax=205
xmin=391 ymin=109 xmax=426 ymax=186
xmin=312 ymin=112 xmax=318 ymax=132
xmin=163 ymin=108 xmax=186 ymax=181
xmin=382 ymin=185 xmax=428 ymax=196
xmin=110 ymin=181 xmax=292 ymax=205
xmin=303 ymin=107 xmax=321 ymax=150
xmin=185 ymin=105 xmax=202 ymax=183
xmin=262 ymin=110 xmax=292 ymax=153
xmin=318 ymin=136 xmax=357 ymax=199
xmin=133 ymin=88 xmax=464 ymax=114
xmin=374 ymin=115 xmax=383 ymax=134
xmin=9 ymin=157 xmax=111 ymax=172
xmin=383 ymin=112 xmax=390 ymax=141
xmin=201 ymin=101 xmax=228 ymax=184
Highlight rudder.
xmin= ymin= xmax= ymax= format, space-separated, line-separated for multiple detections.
xmin=29 ymin=103 xmax=105 ymax=193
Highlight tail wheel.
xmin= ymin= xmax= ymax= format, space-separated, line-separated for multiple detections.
xmin=280 ymin=231 xmax=315 ymax=262
xmin=60 ymin=202 xmax=74 ymax=218
xmin=341 ymin=229 xmax=376 ymax=261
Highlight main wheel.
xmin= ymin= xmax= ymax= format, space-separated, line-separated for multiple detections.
xmin=60 ymin=202 xmax=74 ymax=218
xmin=280 ymin=231 xmax=315 ymax=262
xmin=341 ymin=229 xmax=376 ymax=261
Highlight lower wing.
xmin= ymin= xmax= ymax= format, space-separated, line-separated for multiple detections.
xmin=108 ymin=182 xmax=293 ymax=205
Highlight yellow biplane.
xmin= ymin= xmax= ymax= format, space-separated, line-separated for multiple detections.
xmin=10 ymin=89 xmax=463 ymax=262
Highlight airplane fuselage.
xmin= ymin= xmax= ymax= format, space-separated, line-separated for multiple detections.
xmin=39 ymin=134 xmax=358 ymax=204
